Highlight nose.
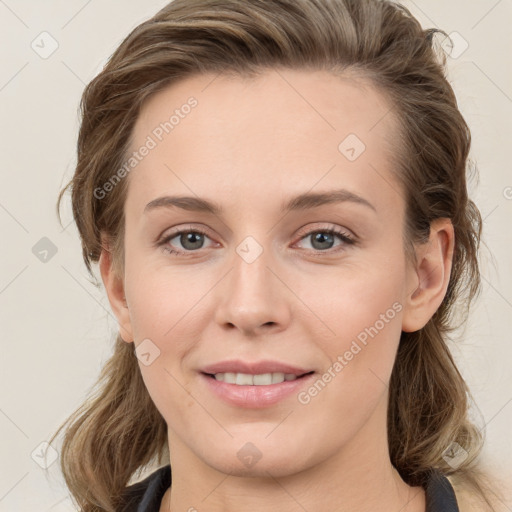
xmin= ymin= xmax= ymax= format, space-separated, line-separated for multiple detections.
xmin=213 ymin=239 xmax=291 ymax=337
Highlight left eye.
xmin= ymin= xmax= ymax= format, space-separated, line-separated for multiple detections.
xmin=295 ymin=229 xmax=354 ymax=252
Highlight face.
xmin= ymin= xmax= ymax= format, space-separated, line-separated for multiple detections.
xmin=106 ymin=68 xmax=426 ymax=478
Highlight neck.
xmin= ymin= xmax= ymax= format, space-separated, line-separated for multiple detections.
xmin=160 ymin=463 xmax=424 ymax=512
xmin=161 ymin=399 xmax=425 ymax=512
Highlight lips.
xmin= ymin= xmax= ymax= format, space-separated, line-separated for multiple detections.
xmin=200 ymin=359 xmax=313 ymax=377
xmin=199 ymin=366 xmax=316 ymax=408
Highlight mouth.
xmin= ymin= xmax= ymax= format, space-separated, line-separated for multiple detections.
xmin=199 ymin=369 xmax=316 ymax=408
xmin=201 ymin=371 xmax=315 ymax=386
xmin=198 ymin=359 xmax=316 ymax=407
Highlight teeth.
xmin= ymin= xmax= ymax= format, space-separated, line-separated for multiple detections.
xmin=213 ymin=372 xmax=299 ymax=385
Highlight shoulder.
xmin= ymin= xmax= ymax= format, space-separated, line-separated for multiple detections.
xmin=448 ymin=475 xmax=510 ymax=512
xmin=450 ymin=485 xmax=484 ymax=512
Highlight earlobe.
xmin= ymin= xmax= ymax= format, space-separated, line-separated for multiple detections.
xmin=98 ymin=240 xmax=134 ymax=343
xmin=401 ymin=218 xmax=455 ymax=333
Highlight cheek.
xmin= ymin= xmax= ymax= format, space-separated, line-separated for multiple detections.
xmin=123 ymin=243 xmax=212 ymax=339
xmin=122 ymin=263 xmax=216 ymax=417
xmin=297 ymin=253 xmax=406 ymax=340
xmin=297 ymin=261 xmax=405 ymax=407
xmin=296 ymin=293 xmax=403 ymax=450
xmin=328 ymin=304 xmax=403 ymax=400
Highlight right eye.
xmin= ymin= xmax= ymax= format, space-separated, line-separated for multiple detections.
xmin=158 ymin=227 xmax=216 ymax=256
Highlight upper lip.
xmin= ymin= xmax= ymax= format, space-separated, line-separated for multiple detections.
xmin=201 ymin=359 xmax=313 ymax=376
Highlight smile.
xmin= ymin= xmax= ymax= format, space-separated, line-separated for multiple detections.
xmin=200 ymin=371 xmax=315 ymax=408
xmin=209 ymin=372 xmax=310 ymax=385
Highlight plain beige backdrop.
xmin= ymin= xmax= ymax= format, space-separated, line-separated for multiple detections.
xmin=0 ymin=1 xmax=511 ymax=510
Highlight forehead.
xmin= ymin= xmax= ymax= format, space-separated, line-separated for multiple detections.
xmin=125 ymin=68 xmax=401 ymax=216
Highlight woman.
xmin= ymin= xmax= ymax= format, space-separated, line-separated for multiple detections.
xmin=50 ymin=0 xmax=504 ymax=510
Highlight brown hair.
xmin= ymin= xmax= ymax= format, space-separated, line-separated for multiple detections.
xmin=50 ymin=0 xmax=502 ymax=510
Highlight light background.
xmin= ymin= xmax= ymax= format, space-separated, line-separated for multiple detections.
xmin=0 ymin=0 xmax=511 ymax=510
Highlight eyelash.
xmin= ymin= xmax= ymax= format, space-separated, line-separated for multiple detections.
xmin=157 ymin=225 xmax=356 ymax=257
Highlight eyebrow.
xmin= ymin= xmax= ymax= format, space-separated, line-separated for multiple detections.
xmin=143 ymin=188 xmax=377 ymax=215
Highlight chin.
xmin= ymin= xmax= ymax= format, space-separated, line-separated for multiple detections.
xmin=206 ymin=452 xmax=306 ymax=478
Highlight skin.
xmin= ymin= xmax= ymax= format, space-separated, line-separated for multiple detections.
xmin=99 ymin=68 xmax=454 ymax=512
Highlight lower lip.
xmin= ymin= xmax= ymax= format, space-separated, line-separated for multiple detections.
xmin=200 ymin=372 xmax=315 ymax=408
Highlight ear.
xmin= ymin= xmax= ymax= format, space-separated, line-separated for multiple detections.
xmin=98 ymin=237 xmax=134 ymax=343
xmin=402 ymin=218 xmax=455 ymax=333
